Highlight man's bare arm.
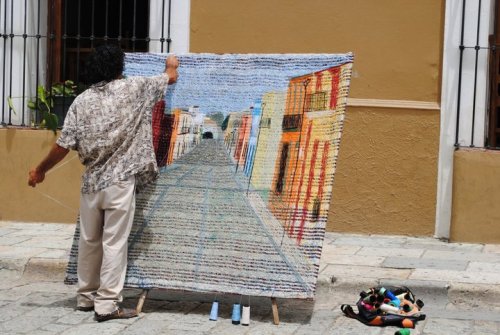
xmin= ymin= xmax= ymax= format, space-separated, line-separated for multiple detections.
xmin=28 ymin=143 xmax=70 ymax=187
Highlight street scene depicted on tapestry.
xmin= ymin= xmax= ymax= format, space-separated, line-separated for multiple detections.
xmin=65 ymin=53 xmax=354 ymax=299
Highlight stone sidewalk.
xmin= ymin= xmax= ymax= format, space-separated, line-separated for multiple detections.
xmin=1 ymin=221 xmax=500 ymax=304
xmin=1 ymin=221 xmax=500 ymax=334
xmin=0 ymin=221 xmax=500 ymax=304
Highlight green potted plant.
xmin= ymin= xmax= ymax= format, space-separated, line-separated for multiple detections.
xmin=28 ymin=80 xmax=77 ymax=134
xmin=50 ymin=80 xmax=77 ymax=124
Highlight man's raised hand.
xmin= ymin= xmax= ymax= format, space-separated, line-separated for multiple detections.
xmin=165 ymin=55 xmax=179 ymax=84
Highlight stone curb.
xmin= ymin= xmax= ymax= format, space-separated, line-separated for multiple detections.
xmin=317 ymin=275 xmax=447 ymax=299
xmin=317 ymin=274 xmax=500 ymax=308
xmin=23 ymin=258 xmax=68 ymax=281
xmin=4 ymin=256 xmax=500 ymax=308
xmin=0 ymin=257 xmax=67 ymax=281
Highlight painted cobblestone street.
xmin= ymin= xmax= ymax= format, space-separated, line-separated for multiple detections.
xmin=1 ymin=222 xmax=500 ymax=334
xmin=65 ymin=139 xmax=318 ymax=297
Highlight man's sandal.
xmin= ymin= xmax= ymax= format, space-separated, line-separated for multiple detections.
xmin=95 ymin=307 xmax=138 ymax=322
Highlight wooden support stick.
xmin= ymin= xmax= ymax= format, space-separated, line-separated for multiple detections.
xmin=136 ymin=289 xmax=149 ymax=314
xmin=271 ymin=297 xmax=279 ymax=325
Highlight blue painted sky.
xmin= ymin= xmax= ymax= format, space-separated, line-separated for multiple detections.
xmin=125 ymin=53 xmax=353 ymax=115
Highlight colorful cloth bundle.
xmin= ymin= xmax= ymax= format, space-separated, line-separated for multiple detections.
xmin=341 ymin=286 xmax=426 ymax=328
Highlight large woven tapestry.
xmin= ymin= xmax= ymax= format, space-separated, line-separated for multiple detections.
xmin=65 ymin=53 xmax=353 ymax=299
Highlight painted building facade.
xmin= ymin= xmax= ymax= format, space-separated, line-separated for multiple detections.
xmin=171 ymin=109 xmax=195 ymax=161
xmin=268 ymin=64 xmax=351 ymax=244
xmin=224 ymin=112 xmax=243 ymax=157
xmin=190 ymin=106 xmax=204 ymax=146
xmin=233 ymin=112 xmax=252 ymax=170
xmin=250 ymin=92 xmax=286 ymax=200
xmin=243 ymin=101 xmax=262 ymax=176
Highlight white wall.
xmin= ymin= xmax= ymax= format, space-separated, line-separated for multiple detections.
xmin=149 ymin=0 xmax=190 ymax=53
xmin=0 ymin=0 xmax=48 ymax=126
xmin=436 ymin=0 xmax=495 ymax=239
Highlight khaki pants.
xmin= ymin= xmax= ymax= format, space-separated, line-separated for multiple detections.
xmin=76 ymin=176 xmax=136 ymax=315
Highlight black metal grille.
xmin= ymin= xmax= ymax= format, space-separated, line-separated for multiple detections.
xmin=1 ymin=0 xmax=173 ymax=128
xmin=456 ymin=0 xmax=497 ymax=148
xmin=305 ymin=91 xmax=327 ymax=112
xmin=488 ymin=0 xmax=500 ymax=148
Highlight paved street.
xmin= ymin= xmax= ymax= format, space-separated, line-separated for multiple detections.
xmin=1 ymin=221 xmax=500 ymax=334
xmin=0 ymin=263 xmax=500 ymax=334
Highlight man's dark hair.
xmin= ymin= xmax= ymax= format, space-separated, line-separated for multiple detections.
xmin=83 ymin=44 xmax=125 ymax=85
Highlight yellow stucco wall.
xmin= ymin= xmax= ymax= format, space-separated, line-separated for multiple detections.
xmin=191 ymin=0 xmax=444 ymax=101
xmin=328 ymin=107 xmax=439 ymax=235
xmin=191 ymin=0 xmax=443 ymax=235
xmin=450 ymin=149 xmax=500 ymax=243
xmin=0 ymin=129 xmax=83 ymax=223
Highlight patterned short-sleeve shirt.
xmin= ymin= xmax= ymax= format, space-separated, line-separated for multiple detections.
xmin=56 ymin=74 xmax=170 ymax=194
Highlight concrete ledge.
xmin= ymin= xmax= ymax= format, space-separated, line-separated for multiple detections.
xmin=7 ymin=257 xmax=500 ymax=309
xmin=0 ymin=257 xmax=68 ymax=282
xmin=448 ymin=283 xmax=500 ymax=309
xmin=23 ymin=258 xmax=68 ymax=281
xmin=318 ymin=274 xmax=500 ymax=309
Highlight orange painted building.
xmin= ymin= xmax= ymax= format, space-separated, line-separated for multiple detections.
xmin=269 ymin=63 xmax=352 ymax=244
xmin=154 ymin=107 xmax=198 ymax=167
xmin=165 ymin=109 xmax=181 ymax=166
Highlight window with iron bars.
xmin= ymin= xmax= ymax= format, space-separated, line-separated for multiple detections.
xmin=453 ymin=0 xmax=499 ymax=149
xmin=305 ymin=91 xmax=327 ymax=112
xmin=1 ymin=0 xmax=185 ymax=129
xmin=282 ymin=114 xmax=301 ymax=130
xmin=488 ymin=0 xmax=500 ymax=148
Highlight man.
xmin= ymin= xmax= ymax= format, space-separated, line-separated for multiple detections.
xmin=28 ymin=45 xmax=179 ymax=322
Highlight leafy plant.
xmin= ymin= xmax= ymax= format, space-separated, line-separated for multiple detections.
xmin=6 ymin=97 xmax=17 ymax=115
xmin=28 ymin=80 xmax=76 ymax=134
xmin=50 ymin=80 xmax=77 ymax=97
